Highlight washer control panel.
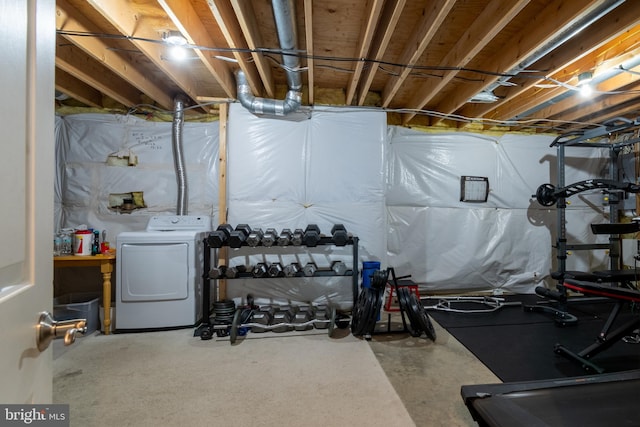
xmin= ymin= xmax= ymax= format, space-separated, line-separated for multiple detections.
xmin=146 ymin=215 xmax=212 ymax=232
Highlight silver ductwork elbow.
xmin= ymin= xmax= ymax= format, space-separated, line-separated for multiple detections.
xmin=236 ymin=69 xmax=302 ymax=116
xmin=236 ymin=0 xmax=303 ymax=117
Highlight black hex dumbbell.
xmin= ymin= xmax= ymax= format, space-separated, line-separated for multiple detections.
xmin=209 ymin=265 xmax=227 ymax=279
xmin=331 ymin=260 xmax=348 ymax=276
xmin=302 ymin=224 xmax=321 ymax=247
xmin=207 ymin=224 xmax=233 ymax=248
xmin=283 ymin=262 xmax=301 ymax=277
xmin=261 ymin=228 xmax=278 ymax=247
xmin=290 ymin=228 xmax=304 ymax=246
xmin=246 ymin=228 xmax=264 ymax=247
xmin=277 ymin=228 xmax=292 ymax=246
xmin=303 ymin=262 xmax=317 ymax=277
xmin=267 ymin=262 xmax=284 ymax=277
xmin=228 ymin=224 xmax=252 ymax=248
xmin=331 ymin=224 xmax=351 ymax=246
xmin=252 ymin=262 xmax=268 ymax=278
xmin=225 ymin=265 xmax=247 ymax=279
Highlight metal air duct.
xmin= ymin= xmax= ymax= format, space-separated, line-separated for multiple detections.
xmin=172 ymin=95 xmax=188 ymax=215
xmin=236 ymin=0 xmax=308 ymax=119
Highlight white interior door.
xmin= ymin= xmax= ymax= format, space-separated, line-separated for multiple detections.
xmin=0 ymin=0 xmax=56 ymax=403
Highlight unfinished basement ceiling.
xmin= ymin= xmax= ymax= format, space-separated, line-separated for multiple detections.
xmin=55 ymin=0 xmax=640 ymax=132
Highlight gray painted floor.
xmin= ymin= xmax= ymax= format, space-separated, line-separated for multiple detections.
xmin=53 ymin=314 xmax=499 ymax=426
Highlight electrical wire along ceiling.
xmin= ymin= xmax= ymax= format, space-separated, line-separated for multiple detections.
xmin=55 ymin=0 xmax=640 ymax=132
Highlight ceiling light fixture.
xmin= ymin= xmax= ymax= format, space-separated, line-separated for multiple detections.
xmin=467 ymin=90 xmax=499 ymax=103
xmin=163 ymin=30 xmax=187 ymax=46
xmin=577 ymin=71 xmax=594 ymax=97
xmin=577 ymin=71 xmax=593 ymax=86
xmin=163 ymin=31 xmax=188 ymax=61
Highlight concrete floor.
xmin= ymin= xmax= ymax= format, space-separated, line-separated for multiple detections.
xmin=53 ymin=313 xmax=499 ymax=426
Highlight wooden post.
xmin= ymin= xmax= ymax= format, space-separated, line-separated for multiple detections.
xmin=217 ymin=102 xmax=229 ymax=300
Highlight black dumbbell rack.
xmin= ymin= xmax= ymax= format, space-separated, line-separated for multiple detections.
xmin=195 ymin=230 xmax=359 ymax=339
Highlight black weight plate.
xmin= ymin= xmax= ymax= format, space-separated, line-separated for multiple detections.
xmin=230 ymin=308 xmax=242 ymax=344
xmin=351 ymin=287 xmax=371 ymax=335
xmin=397 ymin=287 xmax=421 ymax=337
xmin=409 ymin=293 xmax=436 ymax=341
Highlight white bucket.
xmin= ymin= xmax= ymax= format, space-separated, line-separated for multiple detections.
xmin=73 ymin=230 xmax=92 ymax=256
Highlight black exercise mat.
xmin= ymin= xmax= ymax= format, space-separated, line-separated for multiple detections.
xmin=428 ymin=296 xmax=640 ymax=382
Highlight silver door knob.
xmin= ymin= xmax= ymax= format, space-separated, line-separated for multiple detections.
xmin=36 ymin=311 xmax=87 ymax=352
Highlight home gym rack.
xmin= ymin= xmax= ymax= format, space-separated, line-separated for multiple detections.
xmin=530 ymin=117 xmax=640 ymax=324
xmin=194 ymin=225 xmax=359 ymax=342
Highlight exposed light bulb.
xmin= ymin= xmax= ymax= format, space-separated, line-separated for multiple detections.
xmin=579 ymin=84 xmax=593 ymax=97
xmin=168 ymin=45 xmax=187 ymax=61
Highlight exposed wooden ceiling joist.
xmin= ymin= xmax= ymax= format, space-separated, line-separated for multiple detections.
xmin=53 ymin=0 xmax=640 ymax=133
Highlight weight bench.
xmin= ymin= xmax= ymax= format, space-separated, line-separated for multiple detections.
xmin=554 ymin=279 xmax=640 ymax=374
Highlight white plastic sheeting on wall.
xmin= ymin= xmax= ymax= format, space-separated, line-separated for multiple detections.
xmin=54 ymin=109 xmax=615 ymax=304
xmin=224 ymin=104 xmax=387 ymax=308
xmin=54 ymin=114 xmax=219 ymax=238
xmin=386 ymin=127 xmax=609 ymax=294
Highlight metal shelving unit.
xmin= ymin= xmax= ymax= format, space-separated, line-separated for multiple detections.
xmin=195 ymin=232 xmax=359 ymax=341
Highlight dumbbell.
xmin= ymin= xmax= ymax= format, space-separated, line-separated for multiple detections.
xmin=331 ymin=224 xmax=351 ymax=246
xmin=207 ymin=224 xmax=233 ymax=248
xmin=261 ymin=228 xmax=278 ymax=247
xmin=277 ymin=228 xmax=293 ymax=246
xmin=225 ymin=265 xmax=247 ymax=279
xmin=272 ymin=306 xmax=295 ymax=332
xmin=331 ymin=260 xmax=348 ymax=276
xmin=267 ymin=262 xmax=284 ymax=277
xmin=251 ymin=306 xmax=275 ymax=333
xmin=209 ymin=265 xmax=227 ymax=279
xmin=246 ymin=228 xmax=264 ymax=247
xmin=228 ymin=224 xmax=252 ymax=248
xmin=302 ymin=262 xmax=317 ymax=277
xmin=313 ymin=305 xmax=330 ymax=329
xmin=290 ymin=229 xmax=304 ymax=246
xmin=252 ymin=262 xmax=268 ymax=278
xmin=292 ymin=305 xmax=316 ymax=331
xmin=302 ymin=224 xmax=322 ymax=247
xmin=283 ymin=262 xmax=301 ymax=277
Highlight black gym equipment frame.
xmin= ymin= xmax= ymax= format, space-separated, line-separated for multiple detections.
xmin=528 ymin=117 xmax=640 ymax=325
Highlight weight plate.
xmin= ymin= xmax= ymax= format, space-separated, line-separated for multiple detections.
xmin=230 ymin=308 xmax=242 ymax=344
xmin=397 ymin=287 xmax=422 ymax=337
xmin=409 ymin=293 xmax=436 ymax=341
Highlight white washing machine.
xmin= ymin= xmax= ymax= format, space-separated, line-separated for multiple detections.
xmin=116 ymin=215 xmax=212 ymax=330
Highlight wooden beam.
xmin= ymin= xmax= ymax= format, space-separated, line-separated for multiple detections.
xmin=401 ymin=0 xmax=530 ymax=125
xmin=230 ymin=0 xmax=275 ymax=98
xmin=345 ymin=0 xmax=385 ymax=105
xmin=527 ymin=69 xmax=640 ymax=124
xmin=56 ymin=39 xmax=144 ymax=107
xmin=356 ymin=0 xmax=406 ymax=106
xmin=431 ymin=0 xmax=604 ymax=125
xmin=207 ymin=0 xmax=266 ymax=98
xmin=55 ymin=68 xmax=104 ymax=108
xmin=381 ymin=0 xmax=456 ymax=108
xmin=157 ymin=0 xmax=236 ymax=99
xmin=86 ymin=0 xmax=206 ymax=105
xmin=217 ymin=102 xmax=229 ymax=301
xmin=304 ymin=0 xmax=314 ymax=104
xmin=464 ymin=1 xmax=640 ymax=122
xmin=56 ymin=0 xmax=173 ymax=109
